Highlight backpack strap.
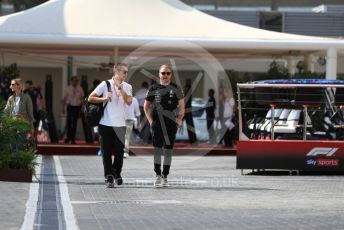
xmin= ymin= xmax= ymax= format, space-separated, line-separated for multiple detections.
xmin=103 ymin=80 xmax=111 ymax=110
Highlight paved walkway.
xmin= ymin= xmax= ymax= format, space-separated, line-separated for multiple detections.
xmin=1 ymin=155 xmax=344 ymax=230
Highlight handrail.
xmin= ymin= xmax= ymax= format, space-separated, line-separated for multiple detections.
xmin=237 ymin=83 xmax=344 ymax=141
xmin=238 ymin=83 xmax=344 ymax=88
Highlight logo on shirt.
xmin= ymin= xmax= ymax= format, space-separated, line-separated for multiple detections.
xmin=155 ymin=90 xmax=161 ymax=103
xmin=168 ymin=90 xmax=174 ymax=104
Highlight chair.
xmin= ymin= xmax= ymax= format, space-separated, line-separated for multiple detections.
xmin=274 ymin=110 xmax=302 ymax=134
xmin=260 ymin=108 xmax=283 ymax=138
xmin=312 ymin=115 xmax=336 ymax=140
xmin=294 ymin=88 xmax=322 ymax=139
xmin=248 ymin=109 xmax=271 ymax=139
xmin=264 ymin=108 xmax=291 ymax=133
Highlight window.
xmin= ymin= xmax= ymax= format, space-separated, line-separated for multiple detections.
xmin=259 ymin=12 xmax=283 ymax=32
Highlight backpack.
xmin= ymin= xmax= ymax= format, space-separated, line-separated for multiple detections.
xmin=83 ymin=80 xmax=111 ymax=127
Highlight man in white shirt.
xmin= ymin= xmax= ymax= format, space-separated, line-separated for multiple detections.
xmin=124 ymin=97 xmax=141 ymax=158
xmin=62 ymin=76 xmax=84 ymax=144
xmin=88 ymin=63 xmax=132 ymax=188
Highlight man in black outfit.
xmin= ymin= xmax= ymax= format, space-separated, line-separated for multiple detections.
xmin=206 ymin=89 xmax=216 ymax=144
xmin=184 ymin=78 xmax=197 ymax=145
xmin=24 ymin=80 xmax=39 ymax=128
xmin=144 ymin=64 xmax=185 ymax=187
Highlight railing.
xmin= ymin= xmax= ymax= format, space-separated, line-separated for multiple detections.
xmin=237 ymin=82 xmax=344 ymax=141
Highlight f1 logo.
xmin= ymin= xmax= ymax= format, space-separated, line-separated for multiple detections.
xmin=306 ymin=147 xmax=338 ymax=157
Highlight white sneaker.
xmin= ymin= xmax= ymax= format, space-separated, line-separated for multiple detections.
xmin=123 ymin=152 xmax=129 ymax=158
xmin=161 ymin=175 xmax=169 ymax=187
xmin=154 ymin=175 xmax=162 ymax=187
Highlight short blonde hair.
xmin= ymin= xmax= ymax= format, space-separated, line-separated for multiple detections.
xmin=159 ymin=64 xmax=173 ymax=73
xmin=113 ymin=63 xmax=129 ymax=74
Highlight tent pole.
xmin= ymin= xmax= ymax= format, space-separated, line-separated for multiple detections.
xmin=304 ymin=54 xmax=314 ymax=72
xmin=326 ymin=47 xmax=337 ymax=80
xmin=0 ymin=51 xmax=3 ymax=67
xmin=287 ymin=57 xmax=296 ymax=76
xmin=61 ymin=65 xmax=68 ymax=132
xmin=113 ymin=47 xmax=119 ymax=65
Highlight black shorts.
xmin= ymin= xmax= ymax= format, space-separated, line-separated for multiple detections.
xmin=151 ymin=121 xmax=177 ymax=149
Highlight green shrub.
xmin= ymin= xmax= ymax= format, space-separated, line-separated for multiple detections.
xmin=0 ymin=150 xmax=38 ymax=173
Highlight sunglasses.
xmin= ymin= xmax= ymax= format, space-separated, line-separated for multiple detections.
xmin=160 ymin=72 xmax=171 ymax=76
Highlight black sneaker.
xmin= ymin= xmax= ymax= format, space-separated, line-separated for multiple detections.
xmin=105 ymin=175 xmax=115 ymax=188
xmin=115 ymin=174 xmax=123 ymax=185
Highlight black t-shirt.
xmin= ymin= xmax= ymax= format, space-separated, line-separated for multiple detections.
xmin=24 ymin=88 xmax=39 ymax=113
xmin=145 ymin=83 xmax=184 ymax=123
xmin=206 ymin=96 xmax=216 ymax=119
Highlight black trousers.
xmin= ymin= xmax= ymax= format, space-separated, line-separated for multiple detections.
xmin=66 ymin=105 xmax=81 ymax=142
xmin=207 ymin=118 xmax=215 ymax=143
xmin=98 ymin=125 xmax=126 ymax=178
xmin=151 ymin=120 xmax=177 ymax=176
xmin=151 ymin=120 xmax=177 ymax=149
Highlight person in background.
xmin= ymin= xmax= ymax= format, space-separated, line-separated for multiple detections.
xmin=3 ymin=78 xmax=35 ymax=150
xmin=24 ymin=80 xmax=39 ymax=129
xmin=4 ymin=78 xmax=34 ymax=124
xmin=88 ymin=63 xmax=132 ymax=188
xmin=144 ymin=64 xmax=185 ymax=187
xmin=89 ymin=80 xmax=101 ymax=95
xmin=35 ymin=84 xmax=45 ymax=113
xmin=80 ymin=75 xmax=88 ymax=96
xmin=223 ymin=89 xmax=236 ymax=147
xmin=45 ymin=74 xmax=53 ymax=116
xmin=206 ymin=89 xmax=216 ymax=144
xmin=124 ymin=96 xmax=141 ymax=158
xmin=62 ymin=75 xmax=84 ymax=144
xmin=135 ymin=81 xmax=150 ymax=144
xmin=135 ymin=81 xmax=149 ymax=111
xmin=0 ymin=76 xmax=11 ymax=101
xmin=218 ymin=84 xmax=225 ymax=145
xmin=34 ymin=84 xmax=46 ymax=137
xmin=87 ymin=79 xmax=101 ymax=141
xmin=23 ymin=80 xmax=33 ymax=95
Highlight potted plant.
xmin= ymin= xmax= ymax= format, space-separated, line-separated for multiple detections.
xmin=0 ymin=99 xmax=38 ymax=182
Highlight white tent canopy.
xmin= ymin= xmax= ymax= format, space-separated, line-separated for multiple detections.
xmin=0 ymin=0 xmax=343 ymax=53
xmin=0 ymin=0 xmax=343 ymax=78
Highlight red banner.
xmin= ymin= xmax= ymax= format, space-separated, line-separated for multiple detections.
xmin=237 ymin=140 xmax=344 ymax=171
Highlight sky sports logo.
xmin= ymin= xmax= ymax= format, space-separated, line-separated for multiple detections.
xmin=306 ymin=148 xmax=339 ymax=167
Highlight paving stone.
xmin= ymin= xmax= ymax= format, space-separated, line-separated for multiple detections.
xmin=2 ymin=155 xmax=344 ymax=230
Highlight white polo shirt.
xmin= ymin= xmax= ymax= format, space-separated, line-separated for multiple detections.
xmin=94 ymin=79 xmax=132 ymax=127
xmin=125 ymin=97 xmax=141 ymax=120
xmin=63 ymin=85 xmax=84 ymax=106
